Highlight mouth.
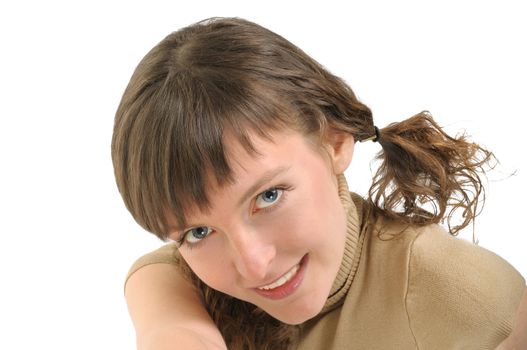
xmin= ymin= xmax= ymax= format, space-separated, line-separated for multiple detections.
xmin=253 ymin=254 xmax=309 ymax=300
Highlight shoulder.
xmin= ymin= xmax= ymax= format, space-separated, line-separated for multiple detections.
xmin=408 ymin=224 xmax=525 ymax=295
xmin=405 ymin=224 xmax=526 ymax=348
xmin=125 ymin=243 xmax=181 ymax=289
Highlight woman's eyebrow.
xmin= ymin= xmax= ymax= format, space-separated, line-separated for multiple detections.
xmin=167 ymin=166 xmax=292 ymax=233
xmin=236 ymin=166 xmax=291 ymax=207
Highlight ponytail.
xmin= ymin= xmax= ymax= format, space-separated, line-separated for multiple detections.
xmin=367 ymin=111 xmax=496 ymax=236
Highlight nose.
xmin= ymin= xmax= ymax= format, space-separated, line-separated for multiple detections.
xmin=227 ymin=225 xmax=276 ymax=284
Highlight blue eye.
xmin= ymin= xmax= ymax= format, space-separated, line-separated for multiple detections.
xmin=255 ymin=188 xmax=283 ymax=210
xmin=184 ymin=226 xmax=212 ymax=244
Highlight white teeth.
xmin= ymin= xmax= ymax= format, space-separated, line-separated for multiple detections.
xmin=258 ymin=264 xmax=300 ymax=290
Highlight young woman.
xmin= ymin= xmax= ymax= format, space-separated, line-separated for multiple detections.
xmin=112 ymin=17 xmax=526 ymax=350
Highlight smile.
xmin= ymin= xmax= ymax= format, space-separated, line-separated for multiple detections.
xmin=253 ymin=254 xmax=309 ymax=300
xmin=258 ymin=263 xmax=300 ymax=290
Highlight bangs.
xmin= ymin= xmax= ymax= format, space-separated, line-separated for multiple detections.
xmin=117 ymin=70 xmax=302 ymax=240
xmin=162 ymin=75 xmax=295 ymax=238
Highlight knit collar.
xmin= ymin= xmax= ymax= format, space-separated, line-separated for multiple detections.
xmin=319 ymin=174 xmax=367 ymax=315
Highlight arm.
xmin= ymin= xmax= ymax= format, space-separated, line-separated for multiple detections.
xmin=125 ymin=263 xmax=227 ymax=350
xmin=495 ymin=287 xmax=527 ymax=350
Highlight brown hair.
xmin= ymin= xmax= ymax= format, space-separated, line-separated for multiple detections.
xmin=112 ymin=17 xmax=494 ymax=349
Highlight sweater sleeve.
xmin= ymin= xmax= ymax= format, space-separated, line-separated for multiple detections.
xmin=124 ymin=243 xmax=180 ymax=289
xmin=405 ymin=225 xmax=526 ymax=350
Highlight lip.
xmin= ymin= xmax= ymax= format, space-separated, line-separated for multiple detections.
xmin=252 ymin=254 xmax=308 ymax=300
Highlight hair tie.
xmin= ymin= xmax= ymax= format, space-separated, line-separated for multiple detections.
xmin=361 ymin=126 xmax=380 ymax=143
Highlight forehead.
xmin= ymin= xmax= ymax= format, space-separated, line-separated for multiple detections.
xmin=221 ymin=128 xmax=322 ymax=181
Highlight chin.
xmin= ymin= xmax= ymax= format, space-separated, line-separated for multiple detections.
xmin=268 ymin=298 xmax=325 ymax=325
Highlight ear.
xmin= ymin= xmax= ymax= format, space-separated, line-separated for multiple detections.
xmin=324 ymin=130 xmax=355 ymax=174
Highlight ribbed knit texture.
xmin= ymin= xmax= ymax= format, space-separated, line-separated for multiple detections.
xmin=320 ymin=174 xmax=366 ymax=314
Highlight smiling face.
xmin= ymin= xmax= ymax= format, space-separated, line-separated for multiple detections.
xmin=168 ymin=129 xmax=354 ymax=324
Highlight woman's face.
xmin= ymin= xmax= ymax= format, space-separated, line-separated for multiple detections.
xmin=168 ymin=129 xmax=353 ymax=324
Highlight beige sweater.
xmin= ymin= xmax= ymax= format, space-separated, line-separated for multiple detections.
xmin=126 ymin=177 xmax=525 ymax=349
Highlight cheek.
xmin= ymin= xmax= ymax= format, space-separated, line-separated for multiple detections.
xmin=272 ymin=189 xmax=338 ymax=250
xmin=268 ymin=209 xmax=315 ymax=250
xmin=178 ymin=244 xmax=235 ymax=290
xmin=294 ymin=175 xmax=345 ymax=244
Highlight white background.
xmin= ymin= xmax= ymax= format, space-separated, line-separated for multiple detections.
xmin=1 ymin=1 xmax=525 ymax=349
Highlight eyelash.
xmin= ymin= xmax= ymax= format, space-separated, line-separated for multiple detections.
xmin=252 ymin=185 xmax=291 ymax=214
xmin=176 ymin=184 xmax=293 ymax=249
